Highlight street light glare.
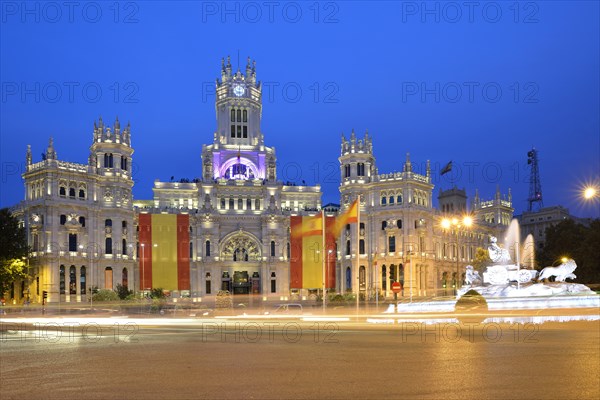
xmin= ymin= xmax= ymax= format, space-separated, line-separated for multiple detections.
xmin=463 ymin=216 xmax=473 ymax=227
xmin=441 ymin=218 xmax=451 ymax=229
xmin=583 ymin=186 xmax=597 ymax=200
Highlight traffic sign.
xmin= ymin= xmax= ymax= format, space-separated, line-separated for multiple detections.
xmin=391 ymin=282 xmax=402 ymax=294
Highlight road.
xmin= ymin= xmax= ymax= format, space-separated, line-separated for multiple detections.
xmin=1 ymin=314 xmax=599 ymax=399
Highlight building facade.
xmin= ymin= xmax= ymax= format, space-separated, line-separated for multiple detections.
xmin=10 ymin=57 xmax=515 ymax=303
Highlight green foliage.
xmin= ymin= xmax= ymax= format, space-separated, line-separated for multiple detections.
xmin=150 ymin=288 xmax=166 ymax=299
xmin=328 ymin=294 xmax=345 ymax=302
xmin=115 ymin=284 xmax=133 ymax=300
xmin=92 ymin=289 xmax=119 ymax=302
xmin=0 ymin=208 xmax=29 ymax=295
xmin=537 ymin=219 xmax=600 ymax=284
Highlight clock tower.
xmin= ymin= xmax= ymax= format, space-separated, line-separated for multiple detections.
xmin=202 ymin=56 xmax=275 ymax=182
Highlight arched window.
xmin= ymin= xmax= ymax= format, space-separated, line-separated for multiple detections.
xmin=238 ymin=198 xmax=243 ymax=209
xmin=359 ymin=266 xmax=366 ymax=289
xmin=60 ymin=215 xmax=66 ymax=225
xmin=105 ymin=237 xmax=112 ymax=254
xmin=59 ymin=265 xmax=65 ymax=294
xmin=122 ymin=268 xmax=128 ymax=289
xmin=205 ymin=240 xmax=211 ymax=257
xmin=382 ymin=265 xmax=387 ymax=290
xmin=381 ymin=221 xmax=387 ymax=230
xmin=346 ymin=240 xmax=351 ymax=256
xmin=286 ymin=242 xmax=290 ymax=259
xmin=231 ymin=109 xmax=235 ymax=122
xmin=68 ymin=233 xmax=77 ymax=251
xmin=69 ymin=188 xmax=76 ymax=198
xmin=80 ymin=266 xmax=86 ymax=294
xmin=189 ymin=241 xmax=194 ymax=258
xmin=359 ymin=239 xmax=365 ymax=254
xmin=237 ymin=109 xmax=241 ymax=122
xmin=105 ymin=267 xmax=113 ymax=290
xmin=69 ymin=266 xmax=77 ymax=294
xmin=381 ymin=196 xmax=387 ymax=205
xmin=397 ymin=195 xmax=402 ymax=203
xmin=389 ymin=196 xmax=394 ymax=204
xmin=396 ymin=219 xmax=402 ymax=229
xmin=78 ymin=189 xmax=85 ymax=199
xmin=346 ymin=267 xmax=352 ymax=290
xmin=247 ymin=198 xmax=252 ymax=209
xmin=229 ymin=198 xmax=234 ymax=209
xmin=122 ymin=239 xmax=127 ymax=255
xmin=59 ymin=186 xmax=66 ymax=196
xmin=388 ymin=236 xmax=396 ymax=252
xmin=255 ymin=199 xmax=260 ymax=210
xmin=105 ymin=219 xmax=112 ymax=227
xmin=243 ymin=110 xmax=247 ymax=122
xmin=270 ymin=241 xmax=276 ymax=257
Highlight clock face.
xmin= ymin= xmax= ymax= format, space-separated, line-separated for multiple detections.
xmin=233 ymin=84 xmax=245 ymax=97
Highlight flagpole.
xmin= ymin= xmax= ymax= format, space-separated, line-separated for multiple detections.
xmin=356 ymin=195 xmax=360 ymax=314
xmin=322 ymin=209 xmax=326 ymax=313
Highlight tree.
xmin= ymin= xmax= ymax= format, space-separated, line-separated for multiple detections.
xmin=0 ymin=208 xmax=29 ymax=295
xmin=537 ymin=219 xmax=600 ymax=284
xmin=471 ymin=247 xmax=491 ymax=273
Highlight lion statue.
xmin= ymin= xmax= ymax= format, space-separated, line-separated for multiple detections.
xmin=537 ymin=259 xmax=577 ymax=282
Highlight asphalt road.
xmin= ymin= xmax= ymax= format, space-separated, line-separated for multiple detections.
xmin=1 ymin=316 xmax=599 ymax=400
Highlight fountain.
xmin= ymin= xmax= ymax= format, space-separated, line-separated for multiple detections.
xmin=458 ymin=218 xmax=598 ymax=307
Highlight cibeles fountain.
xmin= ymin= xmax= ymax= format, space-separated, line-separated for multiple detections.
xmin=459 ymin=219 xmax=599 ymax=309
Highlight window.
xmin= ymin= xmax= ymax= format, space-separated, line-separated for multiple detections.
xmin=69 ymin=266 xmax=77 ymax=294
xmin=243 ymin=126 xmax=248 ymax=138
xmin=229 ymin=198 xmax=234 ymax=209
xmin=121 ymin=156 xmax=128 ymax=171
xmin=359 ymin=266 xmax=366 ymax=289
xmin=69 ymin=188 xmax=76 ymax=198
xmin=105 ymin=219 xmax=112 ymax=227
xmin=231 ymin=109 xmax=235 ymax=122
xmin=122 ymin=221 xmax=127 ymax=229
xmin=205 ymin=240 xmax=211 ymax=257
xmin=381 ymin=221 xmax=387 ymax=230
xmin=105 ymin=267 xmax=113 ymax=290
xmin=238 ymin=198 xmax=243 ymax=209
xmin=388 ymin=236 xmax=396 ymax=252
xmin=397 ymin=195 xmax=402 ymax=203
xmin=189 ymin=242 xmax=193 ymax=258
xmin=286 ymin=242 xmax=290 ymax=259
xmin=271 ymin=278 xmax=276 ymax=293
xmin=78 ymin=189 xmax=85 ymax=199
xmin=230 ymin=125 xmax=235 ymax=138
xmin=59 ymin=186 xmax=66 ymax=196
xmin=221 ymin=198 xmax=226 ymax=209
xmin=389 ymin=196 xmax=394 ymax=204
xmin=243 ymin=110 xmax=247 ymax=122
xmin=381 ymin=196 xmax=387 ymax=205
xmin=270 ymin=241 xmax=276 ymax=257
xmin=122 ymin=239 xmax=127 ymax=255
xmin=255 ymin=199 xmax=260 ymax=210
xmin=60 ymin=214 xmax=66 ymax=225
xmin=247 ymin=198 xmax=252 ymax=209
xmin=360 ymin=222 xmax=365 ymax=231
xmin=122 ymin=268 xmax=128 ymax=289
xmin=237 ymin=109 xmax=241 ymax=122
xmin=80 ymin=266 xmax=86 ymax=294
xmin=357 ymin=163 xmax=365 ymax=176
xmin=359 ymin=239 xmax=365 ymax=254
xmin=344 ymin=164 xmax=351 ymax=178
xmin=346 ymin=240 xmax=351 ymax=256
xmin=69 ymin=234 xmax=77 ymax=252
xmin=60 ymin=265 xmax=65 ymax=294
xmin=396 ymin=219 xmax=402 ymax=229
xmin=105 ymin=237 xmax=113 ymax=254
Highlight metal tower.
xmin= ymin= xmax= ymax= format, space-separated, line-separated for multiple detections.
xmin=527 ymin=148 xmax=543 ymax=211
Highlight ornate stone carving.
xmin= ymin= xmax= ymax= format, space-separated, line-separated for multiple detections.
xmin=221 ymin=233 xmax=261 ymax=262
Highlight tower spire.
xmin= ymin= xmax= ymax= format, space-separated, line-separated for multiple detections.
xmin=527 ymin=148 xmax=543 ymax=211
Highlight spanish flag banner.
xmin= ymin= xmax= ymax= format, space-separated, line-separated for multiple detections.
xmin=330 ymin=199 xmax=359 ymax=236
xmin=290 ymin=215 xmax=336 ymax=289
xmin=138 ymin=214 xmax=190 ymax=291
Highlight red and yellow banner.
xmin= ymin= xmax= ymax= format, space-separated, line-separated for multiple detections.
xmin=138 ymin=214 xmax=190 ymax=291
xmin=290 ymin=215 xmax=336 ymax=289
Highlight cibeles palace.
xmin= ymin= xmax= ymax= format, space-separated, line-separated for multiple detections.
xmin=11 ymin=58 xmax=514 ymax=304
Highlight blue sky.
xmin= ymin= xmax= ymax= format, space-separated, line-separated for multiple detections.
xmin=1 ymin=1 xmax=599 ymax=217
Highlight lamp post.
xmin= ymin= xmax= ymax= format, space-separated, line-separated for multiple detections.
xmin=141 ymin=243 xmax=145 ymax=297
xmin=441 ymin=215 xmax=473 ymax=294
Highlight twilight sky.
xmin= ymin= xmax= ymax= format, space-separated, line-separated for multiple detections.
xmin=1 ymin=1 xmax=598 ymax=217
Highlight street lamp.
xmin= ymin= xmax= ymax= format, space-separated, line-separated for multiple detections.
xmin=441 ymin=215 xmax=473 ymax=294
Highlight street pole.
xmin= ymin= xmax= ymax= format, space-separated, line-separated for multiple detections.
xmin=141 ymin=243 xmax=145 ymax=298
